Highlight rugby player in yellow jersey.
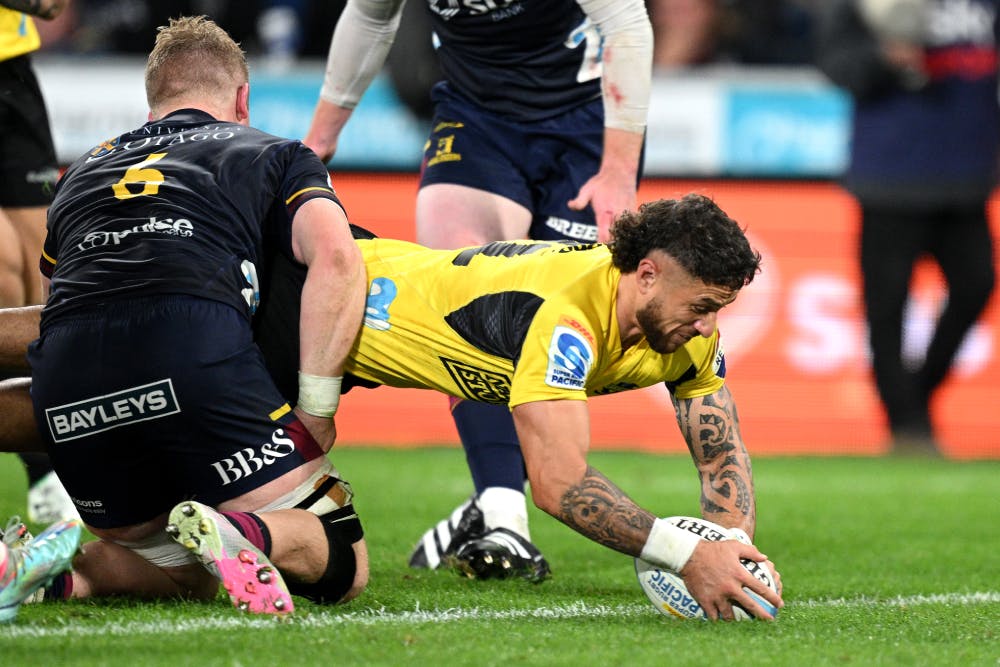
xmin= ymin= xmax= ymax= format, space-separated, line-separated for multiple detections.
xmin=351 ymin=194 xmax=780 ymax=620
xmin=0 ymin=194 xmax=783 ymax=620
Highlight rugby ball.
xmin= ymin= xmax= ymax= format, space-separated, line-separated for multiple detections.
xmin=634 ymin=516 xmax=778 ymax=621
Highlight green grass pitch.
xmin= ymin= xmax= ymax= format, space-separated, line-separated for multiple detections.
xmin=1 ymin=448 xmax=998 ymax=666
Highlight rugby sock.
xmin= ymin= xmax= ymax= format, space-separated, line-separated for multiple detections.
xmin=450 ymin=399 xmax=531 ymax=539
xmin=451 ymin=399 xmax=524 ymax=492
xmin=478 ymin=486 xmax=530 ymax=540
xmin=43 ymin=572 xmax=73 ymax=600
xmin=219 ymin=511 xmax=272 ymax=557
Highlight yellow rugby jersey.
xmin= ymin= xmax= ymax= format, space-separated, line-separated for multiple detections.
xmin=0 ymin=8 xmax=39 ymax=62
xmin=345 ymin=238 xmax=727 ymax=407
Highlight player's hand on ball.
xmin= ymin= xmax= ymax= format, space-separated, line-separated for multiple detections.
xmin=681 ymin=539 xmax=784 ymax=621
xmin=727 ymin=526 xmax=783 ymax=596
xmin=635 ymin=516 xmax=782 ymax=621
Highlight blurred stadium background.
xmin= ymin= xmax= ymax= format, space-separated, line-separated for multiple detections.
xmin=29 ymin=0 xmax=1000 ymax=459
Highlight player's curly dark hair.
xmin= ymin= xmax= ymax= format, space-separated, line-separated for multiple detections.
xmin=609 ymin=194 xmax=761 ymax=290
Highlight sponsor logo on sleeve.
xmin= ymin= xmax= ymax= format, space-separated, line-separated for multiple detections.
xmin=713 ymin=338 xmax=727 ymax=378
xmin=45 ymin=379 xmax=180 ymax=443
xmin=545 ymin=325 xmax=593 ymax=390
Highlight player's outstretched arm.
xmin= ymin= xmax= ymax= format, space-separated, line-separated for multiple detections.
xmin=672 ymin=384 xmax=757 ymax=537
xmin=512 ymin=398 xmax=781 ymax=619
xmin=674 ymin=384 xmax=784 ymax=603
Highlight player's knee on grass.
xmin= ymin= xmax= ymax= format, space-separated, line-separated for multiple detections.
xmin=286 ymin=505 xmax=365 ymax=604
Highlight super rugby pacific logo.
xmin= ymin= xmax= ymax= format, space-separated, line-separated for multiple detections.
xmin=545 ymin=325 xmax=593 ymax=390
xmin=45 ymin=379 xmax=180 ymax=443
xmin=645 ymin=569 xmax=701 ymax=618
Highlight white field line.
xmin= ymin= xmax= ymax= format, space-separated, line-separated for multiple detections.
xmin=2 ymin=592 xmax=998 ymax=639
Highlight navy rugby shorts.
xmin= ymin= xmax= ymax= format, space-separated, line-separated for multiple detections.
xmin=0 ymin=55 xmax=59 ymax=207
xmin=419 ymin=83 xmax=606 ymax=243
xmin=28 ymin=296 xmax=325 ymax=529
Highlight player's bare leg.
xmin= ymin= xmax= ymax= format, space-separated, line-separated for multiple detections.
xmin=0 ymin=209 xmax=28 ymax=307
xmin=2 ymin=207 xmax=47 ymax=306
xmin=416 ymin=184 xmax=531 ymax=248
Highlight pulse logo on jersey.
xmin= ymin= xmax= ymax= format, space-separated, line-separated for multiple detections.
xmin=76 ymin=216 xmax=194 ymax=251
xmin=45 ymin=379 xmax=180 ymax=443
xmin=545 ymin=325 xmax=593 ymax=390
xmin=364 ymin=277 xmax=397 ymax=331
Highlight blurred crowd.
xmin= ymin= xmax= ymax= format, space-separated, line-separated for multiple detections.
xmin=33 ymin=1 xmax=347 ymax=59
xmin=33 ymin=0 xmax=821 ymax=69
xmin=32 ymin=0 xmax=823 ymax=126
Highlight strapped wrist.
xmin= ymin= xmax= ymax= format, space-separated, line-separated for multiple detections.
xmin=639 ymin=518 xmax=703 ymax=572
xmin=297 ymin=372 xmax=343 ymax=418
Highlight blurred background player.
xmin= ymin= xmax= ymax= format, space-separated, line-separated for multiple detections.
xmin=304 ymin=0 xmax=653 ymax=581
xmin=648 ymin=0 xmax=816 ymax=71
xmin=0 ymin=0 xmax=78 ymax=525
xmin=815 ymin=0 xmax=999 ymax=455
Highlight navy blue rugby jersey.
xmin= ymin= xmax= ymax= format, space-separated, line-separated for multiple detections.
xmin=40 ymin=109 xmax=341 ymax=327
xmin=427 ymin=0 xmax=603 ymax=120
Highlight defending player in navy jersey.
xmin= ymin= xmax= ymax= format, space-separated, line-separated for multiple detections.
xmin=305 ymin=0 xmax=654 ymax=580
xmin=15 ymin=17 xmax=369 ymax=616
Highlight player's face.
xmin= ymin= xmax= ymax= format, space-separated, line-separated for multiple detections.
xmin=636 ymin=257 xmax=739 ymax=354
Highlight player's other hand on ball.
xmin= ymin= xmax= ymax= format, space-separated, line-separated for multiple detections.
xmin=681 ymin=539 xmax=784 ymax=621
xmin=727 ymin=526 xmax=783 ymax=596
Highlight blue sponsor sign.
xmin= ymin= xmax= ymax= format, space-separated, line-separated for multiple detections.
xmin=249 ymin=70 xmax=426 ymax=169
xmin=722 ymin=85 xmax=851 ymax=176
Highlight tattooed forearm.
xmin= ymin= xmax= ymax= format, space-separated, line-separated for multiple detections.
xmin=672 ymin=385 xmax=756 ymax=531
xmin=557 ymin=465 xmax=655 ymax=557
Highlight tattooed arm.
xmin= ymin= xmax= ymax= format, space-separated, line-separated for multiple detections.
xmin=512 ymin=398 xmax=655 ymax=554
xmin=0 ymin=0 xmax=69 ymax=20
xmin=512 ymin=397 xmax=781 ymax=620
xmin=672 ymin=384 xmax=757 ymax=538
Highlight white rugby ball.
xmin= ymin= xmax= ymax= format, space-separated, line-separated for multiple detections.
xmin=634 ymin=516 xmax=778 ymax=621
